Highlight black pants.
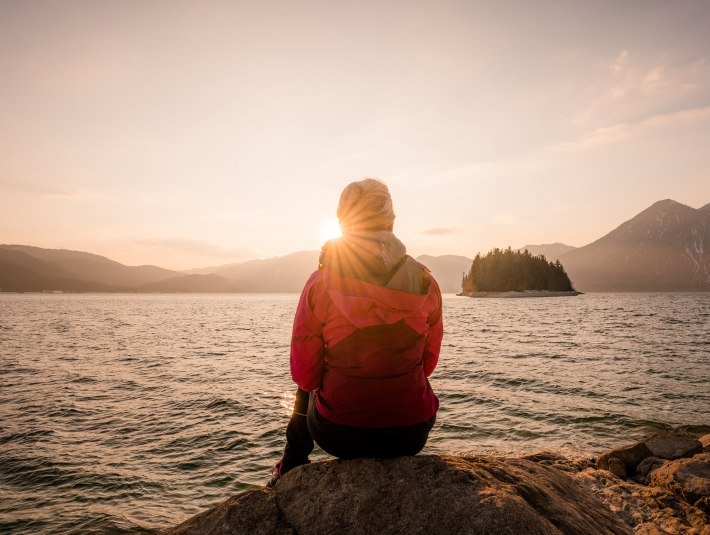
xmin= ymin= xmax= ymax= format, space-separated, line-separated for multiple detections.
xmin=281 ymin=388 xmax=436 ymax=471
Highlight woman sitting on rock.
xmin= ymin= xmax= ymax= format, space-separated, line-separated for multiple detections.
xmin=268 ymin=178 xmax=443 ymax=487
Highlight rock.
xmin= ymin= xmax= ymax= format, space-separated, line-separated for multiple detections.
xmin=700 ymin=434 xmax=710 ymax=453
xmin=646 ymin=433 xmax=703 ymax=460
xmin=162 ymin=488 xmax=293 ymax=534
xmin=598 ymin=441 xmax=654 ymax=476
xmin=574 ymin=468 xmax=710 ymax=534
xmin=635 ymin=457 xmax=667 ymax=484
xmin=522 ymin=451 xmax=595 ymax=473
xmin=163 ymin=455 xmax=631 ymax=535
xmin=648 ymin=453 xmax=710 ymax=513
xmin=608 ymin=457 xmax=627 ymax=479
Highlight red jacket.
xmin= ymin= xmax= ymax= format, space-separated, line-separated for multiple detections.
xmin=290 ymin=238 xmax=443 ymax=428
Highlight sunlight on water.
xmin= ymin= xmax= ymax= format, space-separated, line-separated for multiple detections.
xmin=280 ymin=389 xmax=296 ymax=417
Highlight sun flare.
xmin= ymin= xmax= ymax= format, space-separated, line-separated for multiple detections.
xmin=321 ymin=218 xmax=342 ymax=241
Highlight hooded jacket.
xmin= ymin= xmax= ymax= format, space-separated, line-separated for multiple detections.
xmin=290 ymin=231 xmax=443 ymax=428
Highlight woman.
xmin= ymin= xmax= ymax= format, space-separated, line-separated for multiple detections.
xmin=268 ymin=178 xmax=443 ymax=487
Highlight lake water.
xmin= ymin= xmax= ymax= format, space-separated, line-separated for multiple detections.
xmin=1 ymin=293 xmax=708 ymax=533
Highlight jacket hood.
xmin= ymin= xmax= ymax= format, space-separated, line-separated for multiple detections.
xmin=319 ymin=231 xmax=432 ymax=328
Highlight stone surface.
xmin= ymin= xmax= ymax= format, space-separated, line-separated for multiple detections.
xmin=635 ymin=457 xmax=667 ymax=484
xmin=609 ymin=457 xmax=628 ymax=478
xmin=598 ymin=441 xmax=654 ymax=475
xmin=646 ymin=434 xmax=703 ymax=460
xmin=164 ymin=455 xmax=631 ymax=535
xmin=162 ymin=488 xmax=292 ymax=535
xmin=574 ymin=468 xmax=710 ymax=535
xmin=700 ymin=434 xmax=710 ymax=453
xmin=648 ymin=453 xmax=710 ymax=512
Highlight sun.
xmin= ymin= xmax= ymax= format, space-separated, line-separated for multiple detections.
xmin=320 ymin=218 xmax=342 ymax=241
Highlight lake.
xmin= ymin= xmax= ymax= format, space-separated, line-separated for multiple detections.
xmin=1 ymin=293 xmax=708 ymax=533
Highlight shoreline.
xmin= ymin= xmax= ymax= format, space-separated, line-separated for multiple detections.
xmin=458 ymin=290 xmax=583 ymax=298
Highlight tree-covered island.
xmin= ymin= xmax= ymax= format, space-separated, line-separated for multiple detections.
xmin=460 ymin=248 xmax=580 ymax=297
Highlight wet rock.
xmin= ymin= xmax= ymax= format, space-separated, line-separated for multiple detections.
xmin=574 ymin=468 xmax=710 ymax=534
xmin=164 ymin=455 xmax=631 ymax=535
xmin=648 ymin=453 xmax=710 ymax=513
xmin=598 ymin=441 xmax=653 ymax=476
xmin=635 ymin=457 xmax=667 ymax=484
xmin=646 ymin=434 xmax=703 ymax=460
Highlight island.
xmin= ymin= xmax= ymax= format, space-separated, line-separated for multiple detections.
xmin=459 ymin=248 xmax=581 ymax=298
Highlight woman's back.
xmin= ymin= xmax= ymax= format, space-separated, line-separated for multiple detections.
xmin=292 ymin=231 xmax=442 ymax=427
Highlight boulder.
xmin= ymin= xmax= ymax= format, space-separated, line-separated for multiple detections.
xmin=635 ymin=457 xmax=667 ymax=484
xmin=648 ymin=453 xmax=710 ymax=513
xmin=574 ymin=468 xmax=710 ymax=534
xmin=163 ymin=455 xmax=631 ymax=535
xmin=160 ymin=489 xmax=292 ymax=534
xmin=598 ymin=441 xmax=653 ymax=476
xmin=645 ymin=434 xmax=703 ymax=460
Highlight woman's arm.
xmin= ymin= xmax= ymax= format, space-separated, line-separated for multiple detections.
xmin=290 ymin=271 xmax=326 ymax=391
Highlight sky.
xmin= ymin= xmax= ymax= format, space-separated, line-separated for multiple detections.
xmin=1 ymin=0 xmax=709 ymax=270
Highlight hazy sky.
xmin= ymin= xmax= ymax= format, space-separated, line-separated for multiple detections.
xmin=2 ymin=0 xmax=709 ymax=269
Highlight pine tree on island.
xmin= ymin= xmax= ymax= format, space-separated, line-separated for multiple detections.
xmin=461 ymin=248 xmax=575 ymax=293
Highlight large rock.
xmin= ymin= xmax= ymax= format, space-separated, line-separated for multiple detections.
xmin=646 ymin=434 xmax=703 ymax=460
xmin=163 ymin=455 xmax=631 ymax=535
xmin=634 ymin=457 xmax=667 ymax=484
xmin=574 ymin=468 xmax=710 ymax=534
xmin=648 ymin=453 xmax=710 ymax=513
xmin=598 ymin=442 xmax=654 ymax=477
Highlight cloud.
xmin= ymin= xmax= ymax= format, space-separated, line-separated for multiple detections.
xmin=432 ymin=160 xmax=539 ymax=183
xmin=553 ymin=105 xmax=710 ymax=152
xmin=1 ymin=178 xmax=102 ymax=199
xmin=136 ymin=238 xmax=255 ymax=260
xmin=421 ymin=227 xmax=457 ymax=235
xmin=610 ymin=50 xmax=628 ymax=74
xmin=572 ymin=51 xmax=709 ymax=127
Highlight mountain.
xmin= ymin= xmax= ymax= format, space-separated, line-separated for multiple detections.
xmin=0 ymin=248 xmax=124 ymax=292
xmin=415 ymin=255 xmax=473 ymax=293
xmin=516 ymin=243 xmax=577 ymax=261
xmin=189 ymin=251 xmax=321 ymax=292
xmin=0 ymin=244 xmax=228 ymax=292
xmin=559 ymin=200 xmax=710 ymax=291
xmin=0 ymin=244 xmax=178 ymax=286
xmin=189 ymin=251 xmax=474 ymax=293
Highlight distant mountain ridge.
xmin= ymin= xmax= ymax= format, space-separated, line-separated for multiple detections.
xmin=187 ymin=251 xmax=320 ymax=292
xmin=187 ymin=251 xmax=473 ymax=293
xmin=516 ymin=243 xmax=577 ymax=261
xmin=415 ymin=255 xmax=473 ymax=293
xmin=2 ymin=199 xmax=708 ymax=292
xmin=559 ymin=199 xmax=710 ymax=291
xmin=0 ymin=244 xmax=231 ymax=292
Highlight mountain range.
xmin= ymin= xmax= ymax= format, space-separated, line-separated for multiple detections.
xmin=1 ymin=199 xmax=708 ymax=293
xmin=558 ymin=199 xmax=710 ymax=291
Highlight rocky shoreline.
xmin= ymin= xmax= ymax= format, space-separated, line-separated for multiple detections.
xmin=163 ymin=432 xmax=709 ymax=534
xmin=458 ymin=290 xmax=583 ymax=298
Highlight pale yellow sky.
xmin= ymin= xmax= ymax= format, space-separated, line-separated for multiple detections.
xmin=1 ymin=0 xmax=709 ymax=269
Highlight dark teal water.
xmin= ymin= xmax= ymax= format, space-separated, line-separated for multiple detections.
xmin=1 ymin=293 xmax=708 ymax=533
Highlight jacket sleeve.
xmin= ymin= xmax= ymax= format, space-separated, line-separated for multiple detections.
xmin=290 ymin=271 xmax=326 ymax=391
xmin=422 ymin=277 xmax=443 ymax=377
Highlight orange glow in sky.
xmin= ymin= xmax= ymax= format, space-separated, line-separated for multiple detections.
xmin=1 ymin=1 xmax=709 ymax=269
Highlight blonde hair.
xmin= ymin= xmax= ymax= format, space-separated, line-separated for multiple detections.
xmin=337 ymin=178 xmax=395 ymax=232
